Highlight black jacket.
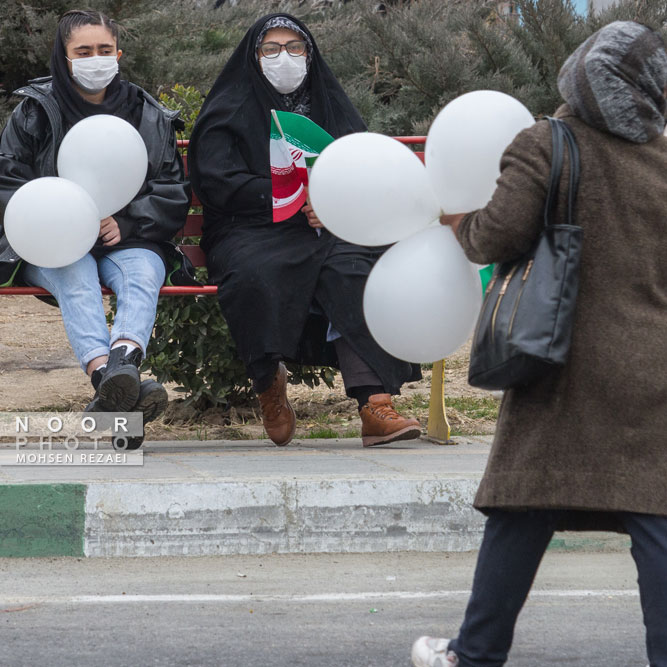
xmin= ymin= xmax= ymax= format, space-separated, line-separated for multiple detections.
xmin=0 ymin=78 xmax=191 ymax=283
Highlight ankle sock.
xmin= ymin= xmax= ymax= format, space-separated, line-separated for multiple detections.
xmin=111 ymin=342 xmax=140 ymax=355
xmin=350 ymin=385 xmax=385 ymax=411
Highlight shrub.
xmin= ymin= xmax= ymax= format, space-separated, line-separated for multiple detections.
xmin=145 ymin=292 xmax=253 ymax=409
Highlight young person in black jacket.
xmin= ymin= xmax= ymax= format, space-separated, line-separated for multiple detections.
xmin=0 ymin=10 xmax=190 ymax=447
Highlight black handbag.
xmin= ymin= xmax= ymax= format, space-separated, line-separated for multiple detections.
xmin=163 ymin=241 xmax=204 ymax=287
xmin=467 ymin=118 xmax=583 ymax=391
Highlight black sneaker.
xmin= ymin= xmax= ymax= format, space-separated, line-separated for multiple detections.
xmin=96 ymin=346 xmax=142 ymax=412
xmin=113 ymin=379 xmax=168 ymax=451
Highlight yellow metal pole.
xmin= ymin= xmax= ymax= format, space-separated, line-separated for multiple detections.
xmin=425 ymin=359 xmax=454 ymax=445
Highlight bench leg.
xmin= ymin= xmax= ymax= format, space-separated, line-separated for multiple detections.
xmin=425 ymin=359 xmax=454 ymax=445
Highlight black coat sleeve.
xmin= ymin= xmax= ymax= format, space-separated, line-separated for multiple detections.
xmin=0 ymin=100 xmax=39 ymax=226
xmin=113 ymin=122 xmax=191 ymax=243
xmin=192 ymin=125 xmax=272 ymax=217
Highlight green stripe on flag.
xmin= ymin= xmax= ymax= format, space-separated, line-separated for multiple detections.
xmin=0 ymin=484 xmax=86 ymax=557
xmin=273 ymin=110 xmax=334 ymax=153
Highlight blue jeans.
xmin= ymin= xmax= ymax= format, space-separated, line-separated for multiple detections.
xmin=450 ymin=509 xmax=667 ymax=666
xmin=23 ymin=248 xmax=165 ymax=371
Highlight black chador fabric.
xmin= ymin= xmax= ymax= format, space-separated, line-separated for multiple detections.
xmin=50 ymin=29 xmax=141 ymax=129
xmin=189 ymin=12 xmax=366 ymax=229
xmin=189 ymin=13 xmax=419 ymax=394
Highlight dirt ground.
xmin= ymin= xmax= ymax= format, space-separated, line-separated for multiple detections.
xmin=0 ymin=295 xmax=498 ymax=440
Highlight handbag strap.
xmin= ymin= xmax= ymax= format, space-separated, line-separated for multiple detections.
xmin=544 ymin=117 xmax=580 ymax=227
xmin=561 ymin=121 xmax=580 ymax=225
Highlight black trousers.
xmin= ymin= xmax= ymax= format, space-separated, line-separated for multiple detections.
xmin=250 ymin=336 xmax=381 ymax=395
xmin=449 ymin=509 xmax=667 ymax=666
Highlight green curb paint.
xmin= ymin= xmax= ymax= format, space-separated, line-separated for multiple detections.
xmin=548 ymin=535 xmax=631 ymax=552
xmin=0 ymin=484 xmax=85 ymax=557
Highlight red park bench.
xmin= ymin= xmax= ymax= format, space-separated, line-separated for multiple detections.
xmin=0 ymin=136 xmax=454 ymax=443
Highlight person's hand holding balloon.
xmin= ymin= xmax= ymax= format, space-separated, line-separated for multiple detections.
xmin=440 ymin=213 xmax=465 ymax=235
xmin=301 ymin=188 xmax=323 ymax=229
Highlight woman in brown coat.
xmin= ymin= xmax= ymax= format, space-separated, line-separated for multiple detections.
xmin=412 ymin=21 xmax=667 ymax=667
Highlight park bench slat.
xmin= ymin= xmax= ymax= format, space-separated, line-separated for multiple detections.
xmin=178 ymin=212 xmax=204 ymax=238
xmin=0 ymin=285 xmax=218 ymax=296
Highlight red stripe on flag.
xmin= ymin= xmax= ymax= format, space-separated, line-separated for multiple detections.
xmin=271 ymin=168 xmax=302 ymax=198
xmin=273 ymin=193 xmax=306 ymax=222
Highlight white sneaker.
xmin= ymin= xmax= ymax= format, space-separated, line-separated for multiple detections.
xmin=411 ymin=636 xmax=459 ymax=666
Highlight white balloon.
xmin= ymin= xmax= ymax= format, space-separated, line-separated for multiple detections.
xmin=426 ymin=91 xmax=534 ymax=214
xmin=58 ymin=114 xmax=148 ymax=218
xmin=4 ymin=177 xmax=100 ymax=268
xmin=363 ymin=225 xmax=482 ymax=363
xmin=309 ymin=132 xmax=441 ymax=246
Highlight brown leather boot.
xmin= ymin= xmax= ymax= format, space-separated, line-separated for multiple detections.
xmin=258 ymin=363 xmax=296 ymax=446
xmin=359 ymin=393 xmax=421 ymax=447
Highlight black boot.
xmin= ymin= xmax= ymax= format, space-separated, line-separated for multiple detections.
xmin=113 ymin=379 xmax=168 ymax=451
xmin=95 ymin=346 xmax=142 ymax=412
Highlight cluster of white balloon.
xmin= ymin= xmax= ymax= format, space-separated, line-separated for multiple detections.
xmin=309 ymin=91 xmax=535 ymax=363
xmin=4 ymin=115 xmax=148 ymax=268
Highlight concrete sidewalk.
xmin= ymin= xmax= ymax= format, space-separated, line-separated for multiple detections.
xmin=0 ymin=436 xmax=630 ymax=557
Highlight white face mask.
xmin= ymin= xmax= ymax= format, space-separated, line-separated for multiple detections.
xmin=261 ymin=52 xmax=307 ymax=94
xmin=67 ymin=55 xmax=119 ymax=93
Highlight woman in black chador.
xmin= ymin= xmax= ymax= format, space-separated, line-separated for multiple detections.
xmin=189 ymin=13 xmax=420 ymax=447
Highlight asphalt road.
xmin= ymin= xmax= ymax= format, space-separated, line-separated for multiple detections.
xmin=0 ymin=551 xmax=649 ymax=666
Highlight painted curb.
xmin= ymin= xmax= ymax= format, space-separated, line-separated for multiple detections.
xmin=0 ymin=484 xmax=85 ymax=557
xmin=0 ymin=480 xmax=632 ymax=558
xmin=84 ymin=478 xmax=485 ymax=557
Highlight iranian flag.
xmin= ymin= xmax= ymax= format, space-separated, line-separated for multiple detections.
xmin=270 ymin=110 xmax=334 ymax=222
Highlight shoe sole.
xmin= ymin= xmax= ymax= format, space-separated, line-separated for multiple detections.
xmin=113 ymin=435 xmax=144 ymax=451
xmin=136 ymin=383 xmax=169 ymax=423
xmin=362 ymin=425 xmax=421 ymax=447
xmin=98 ymin=369 xmax=141 ymax=413
xmin=113 ymin=383 xmax=168 ymax=452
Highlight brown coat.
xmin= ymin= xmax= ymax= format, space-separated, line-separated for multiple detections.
xmin=457 ymin=105 xmax=667 ymax=523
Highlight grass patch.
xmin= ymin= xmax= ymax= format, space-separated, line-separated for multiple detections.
xmin=306 ymin=427 xmax=340 ymax=439
xmin=307 ymin=413 xmax=343 ymax=426
xmin=32 ymin=404 xmax=78 ymax=412
xmin=395 ymin=394 xmax=430 ymax=412
xmin=305 ymin=427 xmax=361 ymax=439
xmin=447 ymin=396 xmax=500 ymax=422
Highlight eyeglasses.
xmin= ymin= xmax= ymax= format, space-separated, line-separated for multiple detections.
xmin=259 ymin=40 xmax=307 ymax=59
